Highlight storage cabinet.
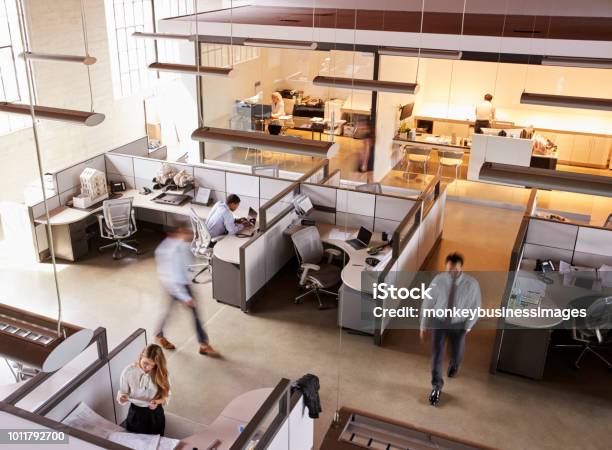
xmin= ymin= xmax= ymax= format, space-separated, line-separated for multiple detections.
xmin=570 ymin=135 xmax=593 ymax=165
xmin=552 ymin=133 xmax=574 ymax=163
xmin=589 ymin=136 xmax=611 ymax=167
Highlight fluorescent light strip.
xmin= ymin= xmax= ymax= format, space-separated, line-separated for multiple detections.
xmin=132 ymin=31 xmax=193 ymax=41
xmin=479 ymin=162 xmax=612 ymax=198
xmin=312 ymin=76 xmax=419 ymax=94
xmin=520 ymin=92 xmax=612 ymax=112
xmin=378 ymin=47 xmax=462 ymax=60
xmin=192 ymin=127 xmax=339 ymax=158
xmin=541 ymin=56 xmax=612 ymax=69
xmin=243 ymin=38 xmax=317 ymax=50
xmin=0 ymin=102 xmax=105 ymax=126
xmin=149 ymin=62 xmax=232 ymax=77
xmin=21 ymin=52 xmax=96 ymax=65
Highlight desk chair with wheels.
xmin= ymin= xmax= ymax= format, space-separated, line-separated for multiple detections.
xmin=290 ymin=226 xmax=342 ymax=309
xmin=403 ymin=146 xmax=431 ymax=177
xmin=98 ymin=198 xmax=138 ymax=259
xmin=556 ymin=296 xmax=612 ymax=370
xmin=437 ymin=150 xmax=464 ymax=179
xmin=188 ymin=207 xmax=223 ymax=284
xmin=356 ymin=182 xmax=383 ymax=193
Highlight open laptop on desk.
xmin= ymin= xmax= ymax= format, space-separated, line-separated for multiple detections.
xmin=237 ymin=208 xmax=258 ymax=237
xmin=346 ymin=226 xmax=372 ymax=250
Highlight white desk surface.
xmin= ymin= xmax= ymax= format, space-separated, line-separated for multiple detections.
xmin=341 ymin=97 xmax=371 ymax=116
xmin=179 ymin=388 xmax=272 ymax=450
xmin=506 ymin=259 xmax=602 ymax=328
xmin=287 ymin=222 xmax=391 ymax=292
xmin=34 ymin=189 xmax=253 ymax=265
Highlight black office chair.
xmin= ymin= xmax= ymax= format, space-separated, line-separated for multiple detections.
xmin=555 ymin=296 xmax=612 ymax=370
xmin=290 ymin=226 xmax=342 ymax=309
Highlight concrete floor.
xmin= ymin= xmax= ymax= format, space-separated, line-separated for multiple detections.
xmin=1 ymin=201 xmax=611 ymax=449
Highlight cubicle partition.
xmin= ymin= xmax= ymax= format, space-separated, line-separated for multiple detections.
xmin=375 ymin=178 xmax=446 ymax=344
xmin=26 ymin=137 xmax=314 ymax=262
xmin=230 ymin=379 xmax=313 ymax=450
xmin=489 ymin=188 xmax=612 ymax=378
xmin=3 ymin=328 xmax=311 ymax=449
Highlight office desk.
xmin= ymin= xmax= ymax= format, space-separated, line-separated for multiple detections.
xmin=34 ymin=189 xmax=251 ymax=265
xmin=497 ymin=259 xmax=609 ymax=379
xmin=285 ymin=222 xmax=391 ymax=333
xmin=179 ymin=388 xmax=271 ymax=450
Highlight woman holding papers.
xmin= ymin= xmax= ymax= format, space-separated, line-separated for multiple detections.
xmin=116 ymin=344 xmax=171 ymax=435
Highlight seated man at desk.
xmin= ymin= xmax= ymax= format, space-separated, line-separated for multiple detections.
xmin=205 ymin=194 xmax=249 ymax=238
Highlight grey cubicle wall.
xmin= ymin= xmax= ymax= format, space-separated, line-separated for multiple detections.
xmin=376 ymin=178 xmax=446 ymax=343
xmin=490 ymin=188 xmax=612 ymax=374
xmin=240 ymin=179 xmax=422 ymax=317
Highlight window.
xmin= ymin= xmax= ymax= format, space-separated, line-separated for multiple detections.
xmin=0 ymin=0 xmax=32 ymax=136
xmin=105 ymin=0 xmax=260 ymax=98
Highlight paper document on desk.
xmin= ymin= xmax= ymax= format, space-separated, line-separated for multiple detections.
xmin=62 ymin=402 xmax=123 ymax=439
xmin=109 ymin=432 xmax=160 ymax=450
xmin=516 ymin=277 xmax=546 ymax=306
xmin=328 ymin=229 xmax=352 ymax=241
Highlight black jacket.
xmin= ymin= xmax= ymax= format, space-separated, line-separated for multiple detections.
xmin=292 ymin=374 xmax=322 ymax=419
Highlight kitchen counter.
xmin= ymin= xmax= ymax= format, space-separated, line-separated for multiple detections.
xmin=393 ymin=133 xmax=470 ymax=152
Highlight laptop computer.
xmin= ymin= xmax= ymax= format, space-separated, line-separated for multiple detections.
xmin=346 ymin=226 xmax=372 ymax=250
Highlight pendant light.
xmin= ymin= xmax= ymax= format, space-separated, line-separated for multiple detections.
xmin=479 ymin=163 xmax=612 ymax=197
xmin=520 ymin=92 xmax=612 ymax=112
xmin=148 ymin=62 xmax=232 ymax=77
xmin=21 ymin=51 xmax=97 ymax=65
xmin=244 ymin=38 xmax=317 ymax=50
xmin=378 ymin=47 xmax=461 ymax=60
xmin=312 ymin=76 xmax=419 ymax=94
xmin=192 ymin=127 xmax=339 ymax=158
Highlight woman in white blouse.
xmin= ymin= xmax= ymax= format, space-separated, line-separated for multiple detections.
xmin=271 ymin=92 xmax=285 ymax=118
xmin=116 ymin=344 xmax=170 ymax=435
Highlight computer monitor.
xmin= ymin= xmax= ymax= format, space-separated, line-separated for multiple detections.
xmin=294 ymin=195 xmax=313 ymax=216
xmin=399 ymin=102 xmax=414 ymax=121
xmin=251 ymin=104 xmax=272 ymax=120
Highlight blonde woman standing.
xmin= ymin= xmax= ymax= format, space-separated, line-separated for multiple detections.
xmin=116 ymin=344 xmax=170 ymax=435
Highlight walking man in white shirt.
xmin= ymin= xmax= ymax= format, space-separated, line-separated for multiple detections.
xmin=154 ymin=224 xmax=219 ymax=357
xmin=474 ymin=93 xmax=495 ymax=134
xmin=420 ymin=252 xmax=481 ymax=406
xmin=205 ymin=194 xmax=248 ymax=239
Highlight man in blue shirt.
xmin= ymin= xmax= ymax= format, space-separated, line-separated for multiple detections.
xmin=205 ymin=194 xmax=248 ymax=238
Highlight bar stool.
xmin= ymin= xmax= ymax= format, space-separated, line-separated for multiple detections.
xmin=437 ymin=150 xmax=464 ymax=179
xmin=403 ymin=146 xmax=431 ymax=177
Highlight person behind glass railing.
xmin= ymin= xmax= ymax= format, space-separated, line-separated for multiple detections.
xmin=474 ymin=93 xmax=496 ymax=134
xmin=271 ymin=92 xmax=285 ymax=118
xmin=116 ymin=344 xmax=170 ymax=436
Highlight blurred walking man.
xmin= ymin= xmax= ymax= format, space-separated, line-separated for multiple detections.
xmin=420 ymin=252 xmax=481 ymax=406
xmin=154 ymin=224 xmax=219 ymax=357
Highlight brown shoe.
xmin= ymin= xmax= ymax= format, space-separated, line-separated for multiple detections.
xmin=199 ymin=344 xmax=220 ymax=357
xmin=155 ymin=336 xmax=176 ymax=350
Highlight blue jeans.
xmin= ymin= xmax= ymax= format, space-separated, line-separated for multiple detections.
xmin=156 ymin=286 xmax=208 ymax=345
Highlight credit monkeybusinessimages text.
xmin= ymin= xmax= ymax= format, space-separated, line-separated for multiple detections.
xmin=371 ymin=282 xmax=587 ymax=321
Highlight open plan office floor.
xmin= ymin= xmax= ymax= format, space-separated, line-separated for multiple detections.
xmin=1 ymin=201 xmax=610 ymax=449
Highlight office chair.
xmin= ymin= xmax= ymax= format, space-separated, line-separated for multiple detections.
xmin=355 ymin=182 xmax=383 ymax=193
xmin=290 ymin=226 xmax=342 ymax=309
xmin=437 ymin=150 xmax=464 ymax=180
xmin=188 ymin=207 xmax=223 ymax=283
xmin=98 ymin=198 xmax=138 ymax=259
xmin=555 ymin=296 xmax=612 ymax=370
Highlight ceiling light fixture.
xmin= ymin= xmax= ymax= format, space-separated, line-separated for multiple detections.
xmin=312 ymin=76 xmax=419 ymax=94
xmin=21 ymin=51 xmax=97 ymax=65
xmin=520 ymin=92 xmax=612 ymax=112
xmin=0 ymin=303 xmax=94 ymax=373
xmin=192 ymin=127 xmax=339 ymax=158
xmin=132 ymin=31 xmax=193 ymax=41
xmin=541 ymin=56 xmax=612 ymax=69
xmin=243 ymin=38 xmax=317 ymax=50
xmin=479 ymin=162 xmax=612 ymax=197
xmin=378 ymin=47 xmax=462 ymax=60
xmin=148 ymin=62 xmax=232 ymax=77
xmin=0 ymin=102 xmax=105 ymax=126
